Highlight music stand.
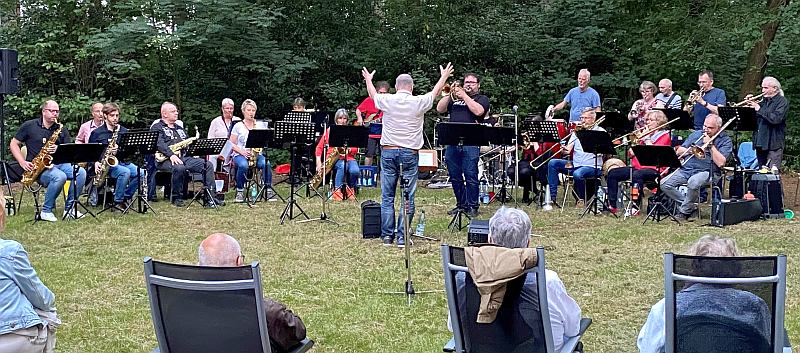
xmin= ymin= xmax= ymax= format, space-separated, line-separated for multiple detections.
xmin=52 ymin=143 xmax=105 ymax=220
xmin=436 ymin=122 xmax=489 ymax=231
xmin=275 ymin=121 xmax=316 ymax=224
xmin=183 ymin=137 xmax=227 ymax=209
xmin=113 ymin=130 xmax=159 ymax=214
xmin=719 ymin=106 xmax=756 ymax=170
xmin=632 ymin=145 xmax=681 ymax=224
xmin=574 ymin=130 xmax=614 ymax=218
xmin=328 ymin=125 xmax=369 ymax=201
xmin=521 ymin=120 xmax=562 ymax=205
xmin=486 ymin=126 xmax=515 ymax=205
xmin=244 ymin=128 xmax=283 ymax=206
xmin=656 ymin=109 xmax=693 ymax=130
xmin=597 ymin=111 xmax=630 ymax=136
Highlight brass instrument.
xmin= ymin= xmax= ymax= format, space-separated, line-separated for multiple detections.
xmin=248 ymin=148 xmax=263 ymax=168
xmin=529 ymin=116 xmax=606 ymax=170
xmin=94 ymin=125 xmax=121 ymax=187
xmin=154 ymin=126 xmax=199 ymax=162
xmin=730 ymin=93 xmax=765 ymax=107
xmin=612 ymin=117 xmax=679 ymax=148
xmin=310 ymin=147 xmax=345 ymax=189
xmin=678 ymin=117 xmax=737 ymax=164
xmin=683 ymin=89 xmax=704 ymax=112
xmin=544 ymin=105 xmax=555 ymax=120
xmin=629 ymin=99 xmax=645 ymax=119
xmin=22 ymin=120 xmax=63 ymax=187
xmin=442 ymin=81 xmax=462 ymax=101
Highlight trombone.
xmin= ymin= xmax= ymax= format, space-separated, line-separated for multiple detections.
xmin=528 ymin=116 xmax=605 ymax=170
xmin=612 ymin=117 xmax=679 ymax=148
xmin=678 ymin=117 xmax=737 ymax=164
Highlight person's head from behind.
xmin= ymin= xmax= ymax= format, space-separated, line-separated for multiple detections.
xmin=395 ymin=74 xmax=414 ymax=92
xmin=687 ymin=234 xmax=741 ymax=278
xmin=488 ymin=207 xmax=530 ymax=249
xmin=198 ymin=233 xmax=244 ymax=267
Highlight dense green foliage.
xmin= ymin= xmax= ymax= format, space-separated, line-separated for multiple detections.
xmin=1 ymin=0 xmax=798 ymax=163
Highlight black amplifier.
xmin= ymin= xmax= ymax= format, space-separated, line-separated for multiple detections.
xmin=467 ymin=219 xmax=489 ymax=245
xmin=360 ymin=200 xmax=381 ymax=238
xmin=749 ymin=174 xmax=784 ymax=218
xmin=711 ymin=199 xmax=762 ymax=227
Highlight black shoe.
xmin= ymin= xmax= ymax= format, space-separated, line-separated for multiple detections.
xmin=214 ymin=198 xmax=226 ymax=206
xmin=521 ymin=197 xmax=532 ymax=204
xmin=203 ymin=202 xmax=217 ymax=209
xmin=674 ymin=213 xmax=690 ymax=222
xmin=382 ymin=236 xmax=393 ymax=246
xmin=172 ymin=199 xmax=186 ymax=207
xmin=113 ymin=201 xmax=127 ymax=212
xmin=447 ymin=207 xmax=462 ymax=216
xmin=466 ymin=208 xmax=479 ymax=218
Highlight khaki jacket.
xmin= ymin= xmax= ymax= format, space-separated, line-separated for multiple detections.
xmin=464 ymin=246 xmax=538 ymax=323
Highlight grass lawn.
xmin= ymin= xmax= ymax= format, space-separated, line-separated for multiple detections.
xmin=4 ymin=184 xmax=799 ymax=353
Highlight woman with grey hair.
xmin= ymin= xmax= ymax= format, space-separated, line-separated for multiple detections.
xmin=208 ymin=98 xmax=242 ymax=172
xmin=488 ymin=206 xmax=531 ymax=249
xmin=628 ymin=81 xmax=660 ymax=130
xmin=314 ymin=109 xmax=360 ymax=201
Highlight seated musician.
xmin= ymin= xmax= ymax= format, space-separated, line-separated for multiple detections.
xmin=229 ymin=99 xmax=273 ymax=203
xmin=292 ymin=97 xmax=307 ymax=112
xmin=660 ymin=114 xmax=732 ymax=221
xmin=606 ymin=110 xmax=672 ymax=216
xmin=151 ymin=101 xmax=224 ymax=208
xmin=315 ymin=109 xmax=359 ymax=201
xmin=9 ymin=100 xmax=87 ymax=222
xmin=543 ymin=108 xmax=605 ymax=210
xmin=88 ymin=103 xmax=142 ymax=211
xmin=508 ymin=115 xmax=562 ymax=204
xmin=207 ymin=98 xmax=241 ymax=172
xmin=356 ymin=81 xmax=390 ymax=167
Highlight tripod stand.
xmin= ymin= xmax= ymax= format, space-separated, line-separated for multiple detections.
xmin=486 ymin=126 xmax=515 ymax=205
xmin=110 ymin=130 xmax=159 ymax=215
xmin=275 ymin=120 xmax=315 ymax=224
xmin=184 ymin=137 xmax=228 ymax=209
xmin=634 ymin=145 xmax=682 ymax=224
xmin=243 ymin=127 xmax=284 ymax=206
xmin=436 ymin=122 xmax=489 ymax=231
xmin=575 ymin=130 xmax=614 ymax=218
xmin=52 ymin=143 xmax=105 ymax=220
xmin=297 ymin=119 xmax=342 ymax=225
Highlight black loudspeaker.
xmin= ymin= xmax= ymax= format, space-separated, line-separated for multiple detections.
xmin=360 ymin=200 xmax=381 ymax=238
xmin=749 ymin=174 xmax=784 ymax=218
xmin=0 ymin=48 xmax=20 ymax=95
xmin=711 ymin=199 xmax=763 ymax=227
xmin=467 ymin=219 xmax=489 ymax=245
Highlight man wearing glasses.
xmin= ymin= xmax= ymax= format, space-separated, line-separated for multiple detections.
xmin=436 ymin=73 xmax=490 ymax=217
xmin=9 ymin=100 xmax=87 ymax=222
xmin=691 ymin=70 xmax=727 ymax=130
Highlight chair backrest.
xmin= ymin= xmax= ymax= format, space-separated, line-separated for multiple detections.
xmin=737 ymin=142 xmax=759 ymax=169
xmin=664 ymin=253 xmax=787 ymax=353
xmin=143 ymin=257 xmax=272 ymax=353
xmin=442 ymin=245 xmax=553 ymax=353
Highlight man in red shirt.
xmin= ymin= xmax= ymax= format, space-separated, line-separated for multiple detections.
xmin=355 ymin=81 xmax=390 ymax=166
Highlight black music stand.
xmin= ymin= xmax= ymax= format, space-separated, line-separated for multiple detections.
xmin=183 ymin=137 xmax=227 ymax=209
xmin=597 ymin=111 xmax=630 ymax=136
xmin=486 ymin=126 xmax=515 ymax=205
xmin=633 ymin=145 xmax=681 ymax=224
xmin=113 ymin=130 xmax=159 ymax=214
xmin=329 ymin=125 xmax=370 ymax=201
xmin=656 ymin=108 xmax=693 ymax=130
xmin=52 ymin=143 xmax=105 ymax=220
xmin=520 ymin=120 xmax=562 ymax=205
xmin=275 ymin=121 xmax=315 ymax=224
xmin=574 ymin=130 xmax=614 ymax=218
xmin=719 ymin=106 xmax=756 ymax=170
xmin=436 ymin=122 xmax=489 ymax=231
xmin=244 ymin=128 xmax=283 ymax=206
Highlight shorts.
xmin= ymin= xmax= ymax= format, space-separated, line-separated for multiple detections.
xmin=366 ymin=137 xmax=381 ymax=158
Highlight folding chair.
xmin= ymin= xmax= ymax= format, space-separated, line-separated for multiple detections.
xmin=664 ymin=253 xmax=790 ymax=353
xmin=143 ymin=258 xmax=314 ymax=353
xmin=441 ymin=245 xmax=591 ymax=353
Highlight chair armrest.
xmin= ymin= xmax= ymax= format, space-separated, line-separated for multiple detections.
xmin=443 ymin=336 xmax=456 ymax=352
xmin=560 ymin=317 xmax=592 ymax=353
xmin=150 ymin=348 xmax=160 ymax=353
xmin=579 ymin=317 xmax=592 ymax=335
xmin=288 ymin=338 xmax=315 ymax=353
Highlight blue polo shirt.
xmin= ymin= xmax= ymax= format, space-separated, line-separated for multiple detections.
xmin=564 ymin=87 xmax=601 ymax=122
xmin=692 ymin=88 xmax=726 ymax=130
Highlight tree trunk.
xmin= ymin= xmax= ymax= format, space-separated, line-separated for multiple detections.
xmin=739 ymin=0 xmax=789 ymax=100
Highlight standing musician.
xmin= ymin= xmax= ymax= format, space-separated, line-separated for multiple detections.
xmin=606 ymin=110 xmax=672 ymax=216
xmin=627 ymin=81 xmax=662 ymax=130
xmin=362 ymin=62 xmax=453 ymax=247
xmin=152 ymin=101 xmax=223 ymax=208
xmin=543 ymin=108 xmax=605 ymax=210
xmin=661 ymin=114 xmax=732 ymax=222
xmin=75 ymin=102 xmax=105 ymax=144
xmin=655 ymin=79 xmax=682 ymax=109
xmin=749 ymin=76 xmax=788 ymax=171
xmin=356 ymin=81 xmax=390 ymax=167
xmin=88 ymin=103 xmax=142 ymax=211
xmin=228 ymin=99 xmax=272 ymax=203
xmin=436 ymin=72 xmax=490 ymax=217
xmin=550 ymin=69 xmax=601 ymax=123
xmin=9 ymin=100 xmax=87 ymax=222
xmin=314 ymin=109 xmax=359 ymax=201
xmin=691 ymin=70 xmax=727 ymax=130
xmin=207 ymin=98 xmax=241 ymax=172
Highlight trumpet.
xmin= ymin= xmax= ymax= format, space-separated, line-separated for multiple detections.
xmin=730 ymin=93 xmax=765 ymax=107
xmin=612 ymin=117 xmax=679 ymax=147
xmin=442 ymin=81 xmax=461 ymax=101
xmin=683 ymin=89 xmax=705 ymax=112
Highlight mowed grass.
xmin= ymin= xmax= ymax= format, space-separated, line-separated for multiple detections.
xmin=4 ymin=184 xmax=800 ymax=353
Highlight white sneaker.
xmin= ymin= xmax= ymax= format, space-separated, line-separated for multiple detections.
xmin=63 ymin=209 xmax=85 ymax=220
xmin=542 ymin=203 xmax=554 ymax=211
xmin=39 ymin=212 xmax=57 ymax=222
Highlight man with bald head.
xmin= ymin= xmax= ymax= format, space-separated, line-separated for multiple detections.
xmin=198 ymin=233 xmax=307 ymax=352
xmin=655 ymin=79 xmax=682 ymax=109
xmin=151 ymin=102 xmax=223 ymax=208
xmin=76 ymin=102 xmax=105 ymax=144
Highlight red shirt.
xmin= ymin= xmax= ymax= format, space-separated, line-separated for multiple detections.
xmin=630 ymin=130 xmax=671 ymax=173
xmin=315 ymin=127 xmax=358 ymax=161
xmin=357 ymin=96 xmax=383 ymax=138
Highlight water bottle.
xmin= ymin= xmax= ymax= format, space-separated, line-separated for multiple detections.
xmin=415 ymin=210 xmax=426 ymax=237
xmin=631 ymin=183 xmax=640 ymax=201
xmin=480 ymin=180 xmax=489 ymax=204
xmin=596 ymin=187 xmax=605 ymax=209
xmin=249 ymin=184 xmax=258 ymax=200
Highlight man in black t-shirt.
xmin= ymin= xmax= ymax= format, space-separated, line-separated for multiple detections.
xmin=436 ymin=73 xmax=490 ymax=217
xmin=89 ymin=103 xmax=143 ymax=211
xmin=9 ymin=100 xmax=87 ymax=222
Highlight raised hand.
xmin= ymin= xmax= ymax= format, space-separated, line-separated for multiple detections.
xmin=440 ymin=62 xmax=454 ymax=79
xmin=361 ymin=67 xmax=376 ymax=81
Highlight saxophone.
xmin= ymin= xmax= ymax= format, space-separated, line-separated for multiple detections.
xmin=248 ymin=148 xmax=263 ymax=168
xmin=310 ymin=147 xmax=345 ymax=189
xmin=155 ymin=126 xmax=199 ymax=162
xmin=93 ymin=126 xmax=121 ymax=187
xmin=22 ymin=120 xmax=63 ymax=187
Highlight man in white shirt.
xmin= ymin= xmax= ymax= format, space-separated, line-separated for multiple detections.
xmin=362 ymin=63 xmax=452 ymax=247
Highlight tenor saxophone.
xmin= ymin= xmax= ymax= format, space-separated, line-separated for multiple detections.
xmin=22 ymin=120 xmax=63 ymax=187
xmin=310 ymin=147 xmax=344 ymax=189
xmin=93 ymin=126 xmax=121 ymax=187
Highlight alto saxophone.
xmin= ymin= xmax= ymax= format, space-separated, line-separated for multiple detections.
xmin=22 ymin=120 xmax=63 ymax=187
xmin=93 ymin=126 xmax=121 ymax=187
xmin=310 ymin=147 xmax=345 ymax=189
xmin=155 ymin=126 xmax=199 ymax=162
xmin=248 ymin=148 xmax=262 ymax=168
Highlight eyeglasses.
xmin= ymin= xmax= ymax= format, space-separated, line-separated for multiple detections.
xmin=463 ymin=81 xmax=478 ymax=84
xmin=44 ymin=109 xmax=60 ymax=114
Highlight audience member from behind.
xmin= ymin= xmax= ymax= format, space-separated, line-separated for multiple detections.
xmin=637 ymin=234 xmax=772 ymax=353
xmin=449 ymin=207 xmax=582 ymax=352
xmin=198 ymin=233 xmax=306 ymax=352
xmin=0 ymin=190 xmax=61 ymax=352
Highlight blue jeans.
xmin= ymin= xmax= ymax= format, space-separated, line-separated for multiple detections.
xmin=445 ymin=145 xmax=480 ymax=210
xmin=109 ymin=163 xmax=141 ymax=202
xmin=334 ymin=160 xmax=360 ymax=188
xmin=39 ymin=163 xmax=86 ymax=213
xmin=546 ymin=159 xmax=600 ymax=201
xmin=233 ymin=154 xmax=266 ymax=190
xmin=380 ymin=148 xmax=418 ymax=240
